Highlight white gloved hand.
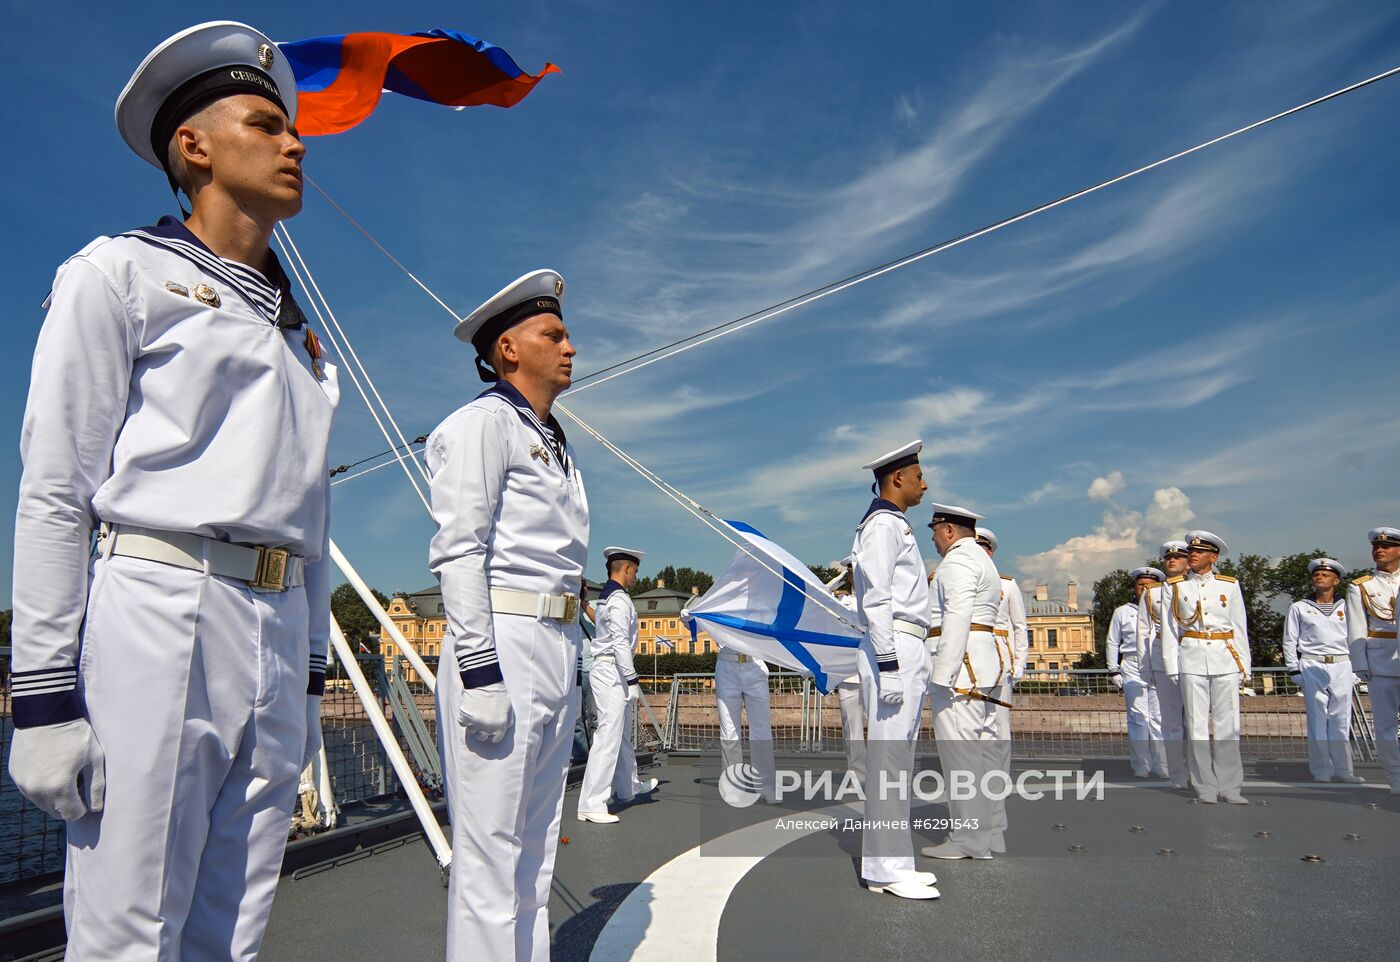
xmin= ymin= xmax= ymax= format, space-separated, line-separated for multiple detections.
xmin=625 ymin=679 xmax=640 ymax=704
xmin=1111 ymin=674 xmax=1124 ymax=691
xmin=1167 ymin=674 xmax=1179 ymax=684
xmin=878 ymin=671 xmax=903 ymax=706
xmin=457 ymin=683 xmax=513 ymax=744
xmin=7 ymin=718 xmax=106 ymax=822
xmin=302 ymin=695 xmax=323 ymax=771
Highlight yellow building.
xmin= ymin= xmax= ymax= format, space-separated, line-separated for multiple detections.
xmin=1024 ymin=580 xmax=1094 ymax=677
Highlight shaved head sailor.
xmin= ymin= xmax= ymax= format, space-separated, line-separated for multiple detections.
xmin=427 ymin=269 xmax=588 ymax=961
xmin=849 ymin=442 xmax=939 ymax=899
xmin=6 ymin=22 xmax=336 ymax=958
xmin=1348 ymin=528 xmax=1400 ymax=793
xmin=1286 ymin=559 xmax=1361 ymax=783
xmin=1109 ymin=567 xmax=1167 ymax=778
xmin=577 ymin=547 xmax=659 ymax=822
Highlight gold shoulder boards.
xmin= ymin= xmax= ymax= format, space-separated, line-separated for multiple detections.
xmin=1215 ymin=574 xmax=1237 ymax=583
xmin=1000 ymin=574 xmax=1014 ymax=581
xmin=1353 ymin=574 xmax=1372 ymax=585
xmin=1166 ymin=575 xmax=1185 ymax=584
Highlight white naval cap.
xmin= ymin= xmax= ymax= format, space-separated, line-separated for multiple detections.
xmin=602 ymin=546 xmax=645 ymax=565
xmin=1159 ymin=540 xmax=1189 ymax=559
xmin=1368 ymin=527 xmax=1400 ymax=547
xmin=927 ymin=502 xmax=984 ymax=530
xmin=1130 ymin=566 xmax=1165 ymax=583
xmin=861 ymin=440 xmax=922 ymax=479
xmin=454 ymin=269 xmax=566 ymax=381
xmin=1308 ymin=557 xmax=1346 ymax=577
xmin=1186 ymin=530 xmax=1227 ymax=556
xmin=116 ymin=22 xmax=298 ymax=171
xmin=974 ymin=527 xmax=998 ymax=552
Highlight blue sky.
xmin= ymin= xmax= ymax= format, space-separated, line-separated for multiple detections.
xmin=2 ymin=0 xmax=1398 ymax=606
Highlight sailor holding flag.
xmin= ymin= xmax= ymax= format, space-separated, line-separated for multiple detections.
xmin=850 ymin=441 xmax=940 ymax=900
xmin=427 ymin=269 xmax=588 ymax=962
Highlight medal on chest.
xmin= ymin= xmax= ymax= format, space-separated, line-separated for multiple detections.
xmin=529 ymin=442 xmax=552 ymax=466
xmin=1220 ymin=594 xmax=1227 ymax=608
xmin=304 ymin=328 xmax=325 ymax=381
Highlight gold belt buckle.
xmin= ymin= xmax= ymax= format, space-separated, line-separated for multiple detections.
xmin=561 ymin=593 xmax=580 ymax=622
xmin=251 ymin=546 xmax=290 ymax=592
xmin=737 ymin=653 xmax=749 ymax=664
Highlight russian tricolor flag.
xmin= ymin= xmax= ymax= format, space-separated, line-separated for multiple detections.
xmin=278 ymin=29 xmax=559 ymax=136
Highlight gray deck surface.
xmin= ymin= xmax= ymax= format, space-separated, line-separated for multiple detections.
xmin=261 ymin=756 xmax=1400 ymax=961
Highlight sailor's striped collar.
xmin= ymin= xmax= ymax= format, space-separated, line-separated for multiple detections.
xmin=599 ymin=579 xmax=626 ymax=602
xmin=478 ymin=379 xmax=572 ymax=476
xmin=859 ymin=497 xmax=902 ymax=524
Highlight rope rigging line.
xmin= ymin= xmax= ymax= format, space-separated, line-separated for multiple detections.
xmin=311 ymin=63 xmax=1400 ymax=481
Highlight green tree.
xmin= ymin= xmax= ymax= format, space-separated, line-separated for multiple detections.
xmin=1084 ymin=568 xmax=1138 ymax=669
xmin=0 ymin=608 xmax=10 ymax=647
xmin=1268 ymin=550 xmax=1333 ymax=603
xmin=330 ymin=582 xmax=391 ymax=652
xmin=1217 ymin=554 xmax=1285 ymax=667
xmin=631 ymin=565 xmax=714 ymax=597
xmin=808 ymin=563 xmax=846 ymax=587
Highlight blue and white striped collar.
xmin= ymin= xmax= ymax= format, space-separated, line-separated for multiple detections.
xmin=860 ymin=497 xmax=903 ymax=524
xmin=122 ymin=216 xmax=297 ymax=328
xmin=478 ymin=379 xmax=572 ymax=476
xmin=600 ymin=579 xmax=625 ymax=601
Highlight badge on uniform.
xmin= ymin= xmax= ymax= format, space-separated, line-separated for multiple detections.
xmin=1220 ymin=594 xmax=1228 ymax=607
xmin=529 ymin=442 xmax=551 ymax=465
xmin=304 ymin=327 xmax=325 ymax=380
xmin=164 ymin=281 xmax=190 ymax=297
xmin=193 ymin=283 xmax=221 ymax=308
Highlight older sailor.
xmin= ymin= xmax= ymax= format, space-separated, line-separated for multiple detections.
xmin=851 ymin=441 xmax=939 ymax=899
xmin=1139 ymin=541 xmax=1190 ymax=786
xmin=974 ymin=527 xmax=1026 ymax=850
xmin=427 ymin=269 xmax=588 ymax=962
xmin=922 ymin=504 xmax=1004 ymax=860
xmin=577 ymin=547 xmax=658 ymax=822
xmin=1347 ymin=528 xmax=1400 ymax=793
xmin=1285 ymin=558 xmax=1360 ymax=783
xmin=1160 ymin=531 xmax=1251 ymax=804
xmin=4 ymin=23 xmax=336 ymax=958
xmin=1108 ymin=567 xmax=1166 ymax=777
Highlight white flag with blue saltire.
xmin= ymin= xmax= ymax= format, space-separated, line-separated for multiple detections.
xmin=683 ymin=520 xmax=864 ymax=694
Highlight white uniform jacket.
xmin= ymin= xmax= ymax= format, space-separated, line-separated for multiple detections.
xmin=1106 ymin=603 xmax=1145 ymax=674
xmin=1347 ymin=570 xmax=1400 ymax=677
xmin=1283 ymin=600 xmax=1349 ymax=672
xmin=591 ymin=580 xmax=639 ymax=683
xmin=996 ymin=575 xmax=1030 ymax=679
xmin=1160 ymin=571 xmax=1251 ymax=678
xmin=929 ymin=538 xmax=1002 ymax=689
xmin=850 ymin=499 xmax=931 ymax=673
xmin=426 ymin=380 xmax=590 ymax=688
xmin=1137 ymin=583 xmax=1166 ymax=669
xmin=11 ymin=217 xmax=338 ymax=727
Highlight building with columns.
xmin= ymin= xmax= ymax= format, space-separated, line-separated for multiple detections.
xmin=1023 ymin=579 xmax=1094 ymax=677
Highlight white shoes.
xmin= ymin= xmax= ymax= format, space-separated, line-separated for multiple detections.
xmin=909 ymin=870 xmax=938 ymax=885
xmin=1332 ymin=774 xmax=1365 ymax=784
xmin=1221 ymin=794 xmax=1249 ymax=805
xmin=637 ymin=777 xmax=659 ymax=795
xmin=921 ymin=842 xmax=992 ymax=860
xmin=577 ymin=811 xmax=620 ymax=824
xmin=866 ymin=880 xmax=940 ymax=900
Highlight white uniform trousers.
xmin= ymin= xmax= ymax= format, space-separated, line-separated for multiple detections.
xmin=1366 ymin=673 xmax=1400 ymax=789
xmin=1179 ymin=672 xmax=1243 ymax=801
xmin=990 ymin=680 xmax=1012 ymax=838
xmin=437 ymin=614 xmax=581 ymax=962
xmin=1151 ymin=667 xmax=1189 ymax=787
xmin=930 ymin=684 xmax=997 ymax=858
xmin=715 ymin=658 xmax=775 ymax=796
xmin=65 ymin=554 xmax=309 ymax=962
xmin=1121 ymin=657 xmax=1159 ymax=776
xmin=1298 ymin=659 xmax=1355 ymax=780
xmin=836 ymin=675 xmax=866 ymax=786
xmin=857 ymin=630 xmax=931 ymax=885
xmin=577 ymin=658 xmax=644 ymax=813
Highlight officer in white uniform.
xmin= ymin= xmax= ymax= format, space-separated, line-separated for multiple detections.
xmin=1284 ymin=558 xmax=1360 ymax=783
xmin=715 ymin=642 xmax=777 ymax=801
xmin=427 ymin=269 xmax=588 ymax=962
xmin=1347 ymin=527 xmax=1400 ymax=793
xmin=1139 ymin=541 xmax=1191 ymax=787
xmin=973 ymin=527 xmax=1026 ymax=849
xmin=922 ymin=504 xmax=1004 ymax=860
xmin=578 ymin=546 xmax=658 ymax=822
xmin=4 ymin=23 xmax=336 ymax=959
xmin=851 ymin=441 xmax=939 ymax=900
xmin=1108 ymin=567 xmax=1166 ymax=777
xmin=1160 ymin=531 xmax=1251 ymax=804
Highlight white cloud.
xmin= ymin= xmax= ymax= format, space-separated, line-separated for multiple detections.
xmin=1087 ymin=471 xmax=1125 ymax=502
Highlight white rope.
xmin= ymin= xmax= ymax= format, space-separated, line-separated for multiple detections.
xmin=554 ymin=401 xmax=862 ymax=633
xmin=330 ymin=447 xmax=428 ymax=486
xmin=273 ymin=225 xmax=432 ymax=514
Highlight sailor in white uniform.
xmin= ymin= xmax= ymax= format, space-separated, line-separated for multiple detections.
xmin=1108 ymin=568 xmax=1166 ymax=777
xmin=427 ymin=269 xmax=588 ymax=962
xmin=1160 ymin=531 xmax=1251 ymax=804
xmin=1347 ymin=527 xmax=1400 ymax=793
xmin=922 ymin=504 xmax=1004 ymax=860
xmin=973 ymin=527 xmax=1026 ymax=849
xmin=1139 ymin=541 xmax=1191 ymax=787
xmin=4 ymin=23 xmax=336 ymax=959
xmin=577 ymin=547 xmax=658 ymax=822
xmin=715 ymin=639 xmax=777 ymax=802
xmin=833 ymin=569 xmax=867 ymax=786
xmin=1284 ymin=558 xmax=1360 ymax=783
xmin=850 ymin=441 xmax=939 ymax=900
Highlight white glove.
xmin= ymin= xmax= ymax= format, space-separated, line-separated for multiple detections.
xmin=1111 ymin=674 xmax=1124 ymax=691
xmin=457 ymin=683 xmax=513 ymax=744
xmin=1167 ymin=674 xmax=1179 ymax=684
xmin=302 ymin=695 xmax=323 ymax=771
xmin=625 ymin=680 xmax=640 ymax=704
xmin=7 ymin=718 xmax=106 ymax=822
xmin=878 ymin=671 xmax=903 ymax=706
